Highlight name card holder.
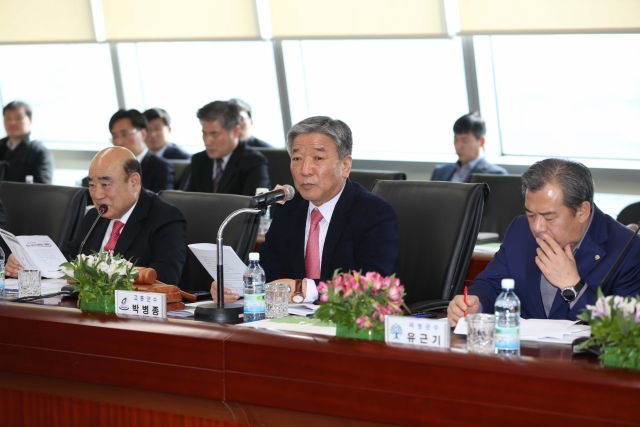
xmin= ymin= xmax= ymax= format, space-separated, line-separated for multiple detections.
xmin=115 ymin=290 xmax=167 ymax=319
xmin=385 ymin=316 xmax=450 ymax=348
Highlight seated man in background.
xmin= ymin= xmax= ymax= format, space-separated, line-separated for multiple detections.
xmin=143 ymin=108 xmax=191 ymax=160
xmin=431 ymin=112 xmax=507 ymax=182
xmin=187 ymin=100 xmax=270 ymax=196
xmin=0 ymin=101 xmax=54 ymax=184
xmin=109 ymin=109 xmax=174 ymax=193
xmin=212 ymin=116 xmax=400 ymax=303
xmin=228 ymin=98 xmax=274 ymax=148
xmin=5 ymin=147 xmax=187 ymax=284
xmin=448 ymin=159 xmax=640 ymax=324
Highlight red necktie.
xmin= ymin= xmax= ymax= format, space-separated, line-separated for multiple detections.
xmin=103 ymin=220 xmax=124 ymax=253
xmin=305 ymin=209 xmax=324 ymax=279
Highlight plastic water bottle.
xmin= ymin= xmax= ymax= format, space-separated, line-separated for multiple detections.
xmin=25 ymin=175 xmax=34 ymax=184
xmin=494 ymin=278 xmax=520 ymax=356
xmin=243 ymin=252 xmax=265 ymax=322
xmin=0 ymin=246 xmax=5 ymax=294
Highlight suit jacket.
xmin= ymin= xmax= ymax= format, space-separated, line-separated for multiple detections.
xmin=162 ymin=143 xmax=191 ymax=160
xmin=0 ymin=199 xmax=11 ymax=256
xmin=431 ymin=157 xmax=507 ymax=182
xmin=259 ymin=179 xmax=400 ymax=283
xmin=187 ymin=142 xmax=270 ymax=196
xmin=140 ymin=152 xmax=174 ymax=193
xmin=63 ymin=189 xmax=187 ymax=285
xmin=0 ymin=135 xmax=54 ymax=184
xmin=244 ymin=136 xmax=273 ymax=149
xmin=470 ymin=205 xmax=640 ymax=320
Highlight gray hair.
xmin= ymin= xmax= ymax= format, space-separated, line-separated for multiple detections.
xmin=196 ymin=101 xmax=241 ymax=130
xmin=286 ymin=116 xmax=352 ymax=159
xmin=521 ymin=158 xmax=594 ymax=216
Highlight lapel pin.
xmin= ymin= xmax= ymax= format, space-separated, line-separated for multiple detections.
xmin=595 ymin=255 xmax=600 ymax=260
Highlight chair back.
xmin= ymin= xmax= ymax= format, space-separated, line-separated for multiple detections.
xmin=371 ymin=180 xmax=487 ymax=309
xmin=617 ymin=201 xmax=640 ymax=226
xmin=0 ymin=182 xmax=88 ymax=249
xmin=349 ymin=169 xmax=407 ymax=191
xmin=253 ymin=148 xmax=293 ymax=188
xmin=166 ymin=159 xmax=191 ymax=191
xmin=158 ymin=190 xmax=259 ymax=291
xmin=469 ymin=174 xmax=523 ymax=240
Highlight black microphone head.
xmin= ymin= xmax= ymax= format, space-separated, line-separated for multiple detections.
xmin=98 ymin=204 xmax=108 ymax=215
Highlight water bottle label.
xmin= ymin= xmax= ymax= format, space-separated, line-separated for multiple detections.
xmin=244 ymin=293 xmax=265 ymax=314
xmin=495 ymin=326 xmax=520 ymax=350
xmin=0 ymin=268 xmax=4 ymax=290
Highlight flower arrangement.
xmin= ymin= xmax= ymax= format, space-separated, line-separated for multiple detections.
xmin=577 ymin=289 xmax=640 ymax=368
xmin=59 ymin=252 xmax=138 ymax=303
xmin=315 ymin=270 xmax=407 ymax=335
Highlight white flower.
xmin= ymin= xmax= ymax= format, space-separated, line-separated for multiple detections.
xmin=59 ymin=266 xmax=74 ymax=278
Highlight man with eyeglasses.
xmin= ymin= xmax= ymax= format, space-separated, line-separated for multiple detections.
xmin=0 ymin=101 xmax=54 ymax=184
xmin=143 ymin=108 xmax=190 ymax=160
xmin=109 ymin=109 xmax=174 ymax=193
xmin=228 ymin=99 xmax=274 ymax=148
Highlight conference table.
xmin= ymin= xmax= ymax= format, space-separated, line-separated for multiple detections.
xmin=1 ymin=293 xmax=639 ymax=427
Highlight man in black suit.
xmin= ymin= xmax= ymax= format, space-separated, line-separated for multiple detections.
xmin=143 ymin=108 xmax=191 ymax=160
xmin=212 ymin=116 xmax=400 ymax=303
xmin=228 ymin=98 xmax=274 ymax=148
xmin=67 ymin=147 xmax=186 ymax=284
xmin=109 ymin=109 xmax=174 ymax=193
xmin=431 ymin=112 xmax=507 ymax=182
xmin=187 ymin=101 xmax=270 ymax=196
xmin=0 ymin=101 xmax=54 ymax=184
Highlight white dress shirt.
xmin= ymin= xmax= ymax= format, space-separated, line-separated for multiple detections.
xmin=99 ymin=202 xmax=138 ymax=252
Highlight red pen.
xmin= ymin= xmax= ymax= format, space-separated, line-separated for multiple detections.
xmin=463 ymin=286 xmax=468 ymax=317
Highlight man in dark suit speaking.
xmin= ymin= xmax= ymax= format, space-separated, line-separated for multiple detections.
xmin=212 ymin=116 xmax=400 ymax=303
xmin=187 ymin=101 xmax=270 ymax=196
xmin=448 ymin=159 xmax=640 ymax=324
xmin=431 ymin=112 xmax=507 ymax=183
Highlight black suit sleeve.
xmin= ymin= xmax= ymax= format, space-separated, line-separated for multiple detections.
xmin=241 ymin=152 xmax=271 ymax=196
xmin=33 ymin=145 xmax=54 ymax=184
xmin=146 ymin=212 xmax=187 ymax=285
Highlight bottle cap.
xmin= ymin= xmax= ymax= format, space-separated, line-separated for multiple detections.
xmin=501 ymin=278 xmax=515 ymax=289
xmin=249 ymin=252 xmax=260 ymax=261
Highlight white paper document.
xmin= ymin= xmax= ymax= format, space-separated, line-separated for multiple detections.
xmin=288 ymin=303 xmax=319 ymax=317
xmin=188 ymin=244 xmax=247 ymax=295
xmin=0 ymin=230 xmax=67 ymax=278
xmin=454 ymin=317 xmax=591 ymax=345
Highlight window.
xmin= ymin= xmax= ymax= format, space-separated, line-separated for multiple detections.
xmin=0 ymin=44 xmax=118 ymax=149
xmin=481 ymin=34 xmax=640 ymax=161
xmin=283 ymin=39 xmax=468 ymax=161
xmin=119 ymin=41 xmax=285 ymax=152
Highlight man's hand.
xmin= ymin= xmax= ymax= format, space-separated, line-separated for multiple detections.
xmin=268 ymin=278 xmax=306 ymax=302
xmin=210 ymin=280 xmax=240 ymax=303
xmin=535 ymin=236 xmax=581 ymax=289
xmin=5 ymin=254 xmax=24 ymax=278
xmin=628 ymin=223 xmax=638 ymax=232
xmin=447 ymin=295 xmax=480 ymax=326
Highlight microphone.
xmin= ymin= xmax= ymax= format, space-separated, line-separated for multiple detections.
xmin=78 ymin=204 xmax=108 ymax=255
xmin=598 ymin=222 xmax=640 ymax=296
xmin=250 ymin=185 xmax=295 ymax=209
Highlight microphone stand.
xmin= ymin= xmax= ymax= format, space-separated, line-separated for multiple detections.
xmin=194 ymin=207 xmax=264 ymax=323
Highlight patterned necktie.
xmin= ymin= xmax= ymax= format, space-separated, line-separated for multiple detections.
xmin=103 ymin=220 xmax=124 ymax=253
xmin=305 ymin=209 xmax=324 ymax=279
xmin=213 ymin=158 xmax=224 ymax=193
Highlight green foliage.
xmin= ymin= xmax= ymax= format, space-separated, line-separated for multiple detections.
xmin=59 ymin=252 xmax=137 ymax=302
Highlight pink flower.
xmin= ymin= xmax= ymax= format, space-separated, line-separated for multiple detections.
xmin=365 ymin=271 xmax=384 ymax=293
xmin=342 ymin=273 xmax=360 ymax=298
xmin=357 ymin=315 xmax=373 ymax=329
xmin=372 ymin=302 xmax=392 ymax=322
xmin=387 ymin=284 xmax=403 ymax=302
xmin=319 ymin=293 xmax=329 ymax=302
xmin=317 ymin=281 xmax=328 ymax=295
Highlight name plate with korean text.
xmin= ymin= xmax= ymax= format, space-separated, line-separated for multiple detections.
xmin=115 ymin=290 xmax=167 ymax=318
xmin=385 ymin=316 xmax=450 ymax=348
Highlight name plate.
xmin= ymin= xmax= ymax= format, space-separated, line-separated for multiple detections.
xmin=115 ymin=290 xmax=167 ymax=319
xmin=385 ymin=316 xmax=450 ymax=348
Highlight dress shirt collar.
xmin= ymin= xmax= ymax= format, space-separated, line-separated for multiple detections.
xmin=306 ymin=182 xmax=346 ymax=225
xmin=153 ymin=144 xmax=169 ymax=158
xmin=135 ymin=147 xmax=149 ymax=163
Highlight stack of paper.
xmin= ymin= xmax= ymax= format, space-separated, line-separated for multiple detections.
xmin=454 ymin=317 xmax=591 ymax=344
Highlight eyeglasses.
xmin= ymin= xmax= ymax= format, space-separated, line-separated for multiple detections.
xmin=148 ymin=125 xmax=168 ymax=133
xmin=110 ymin=128 xmax=139 ymax=141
